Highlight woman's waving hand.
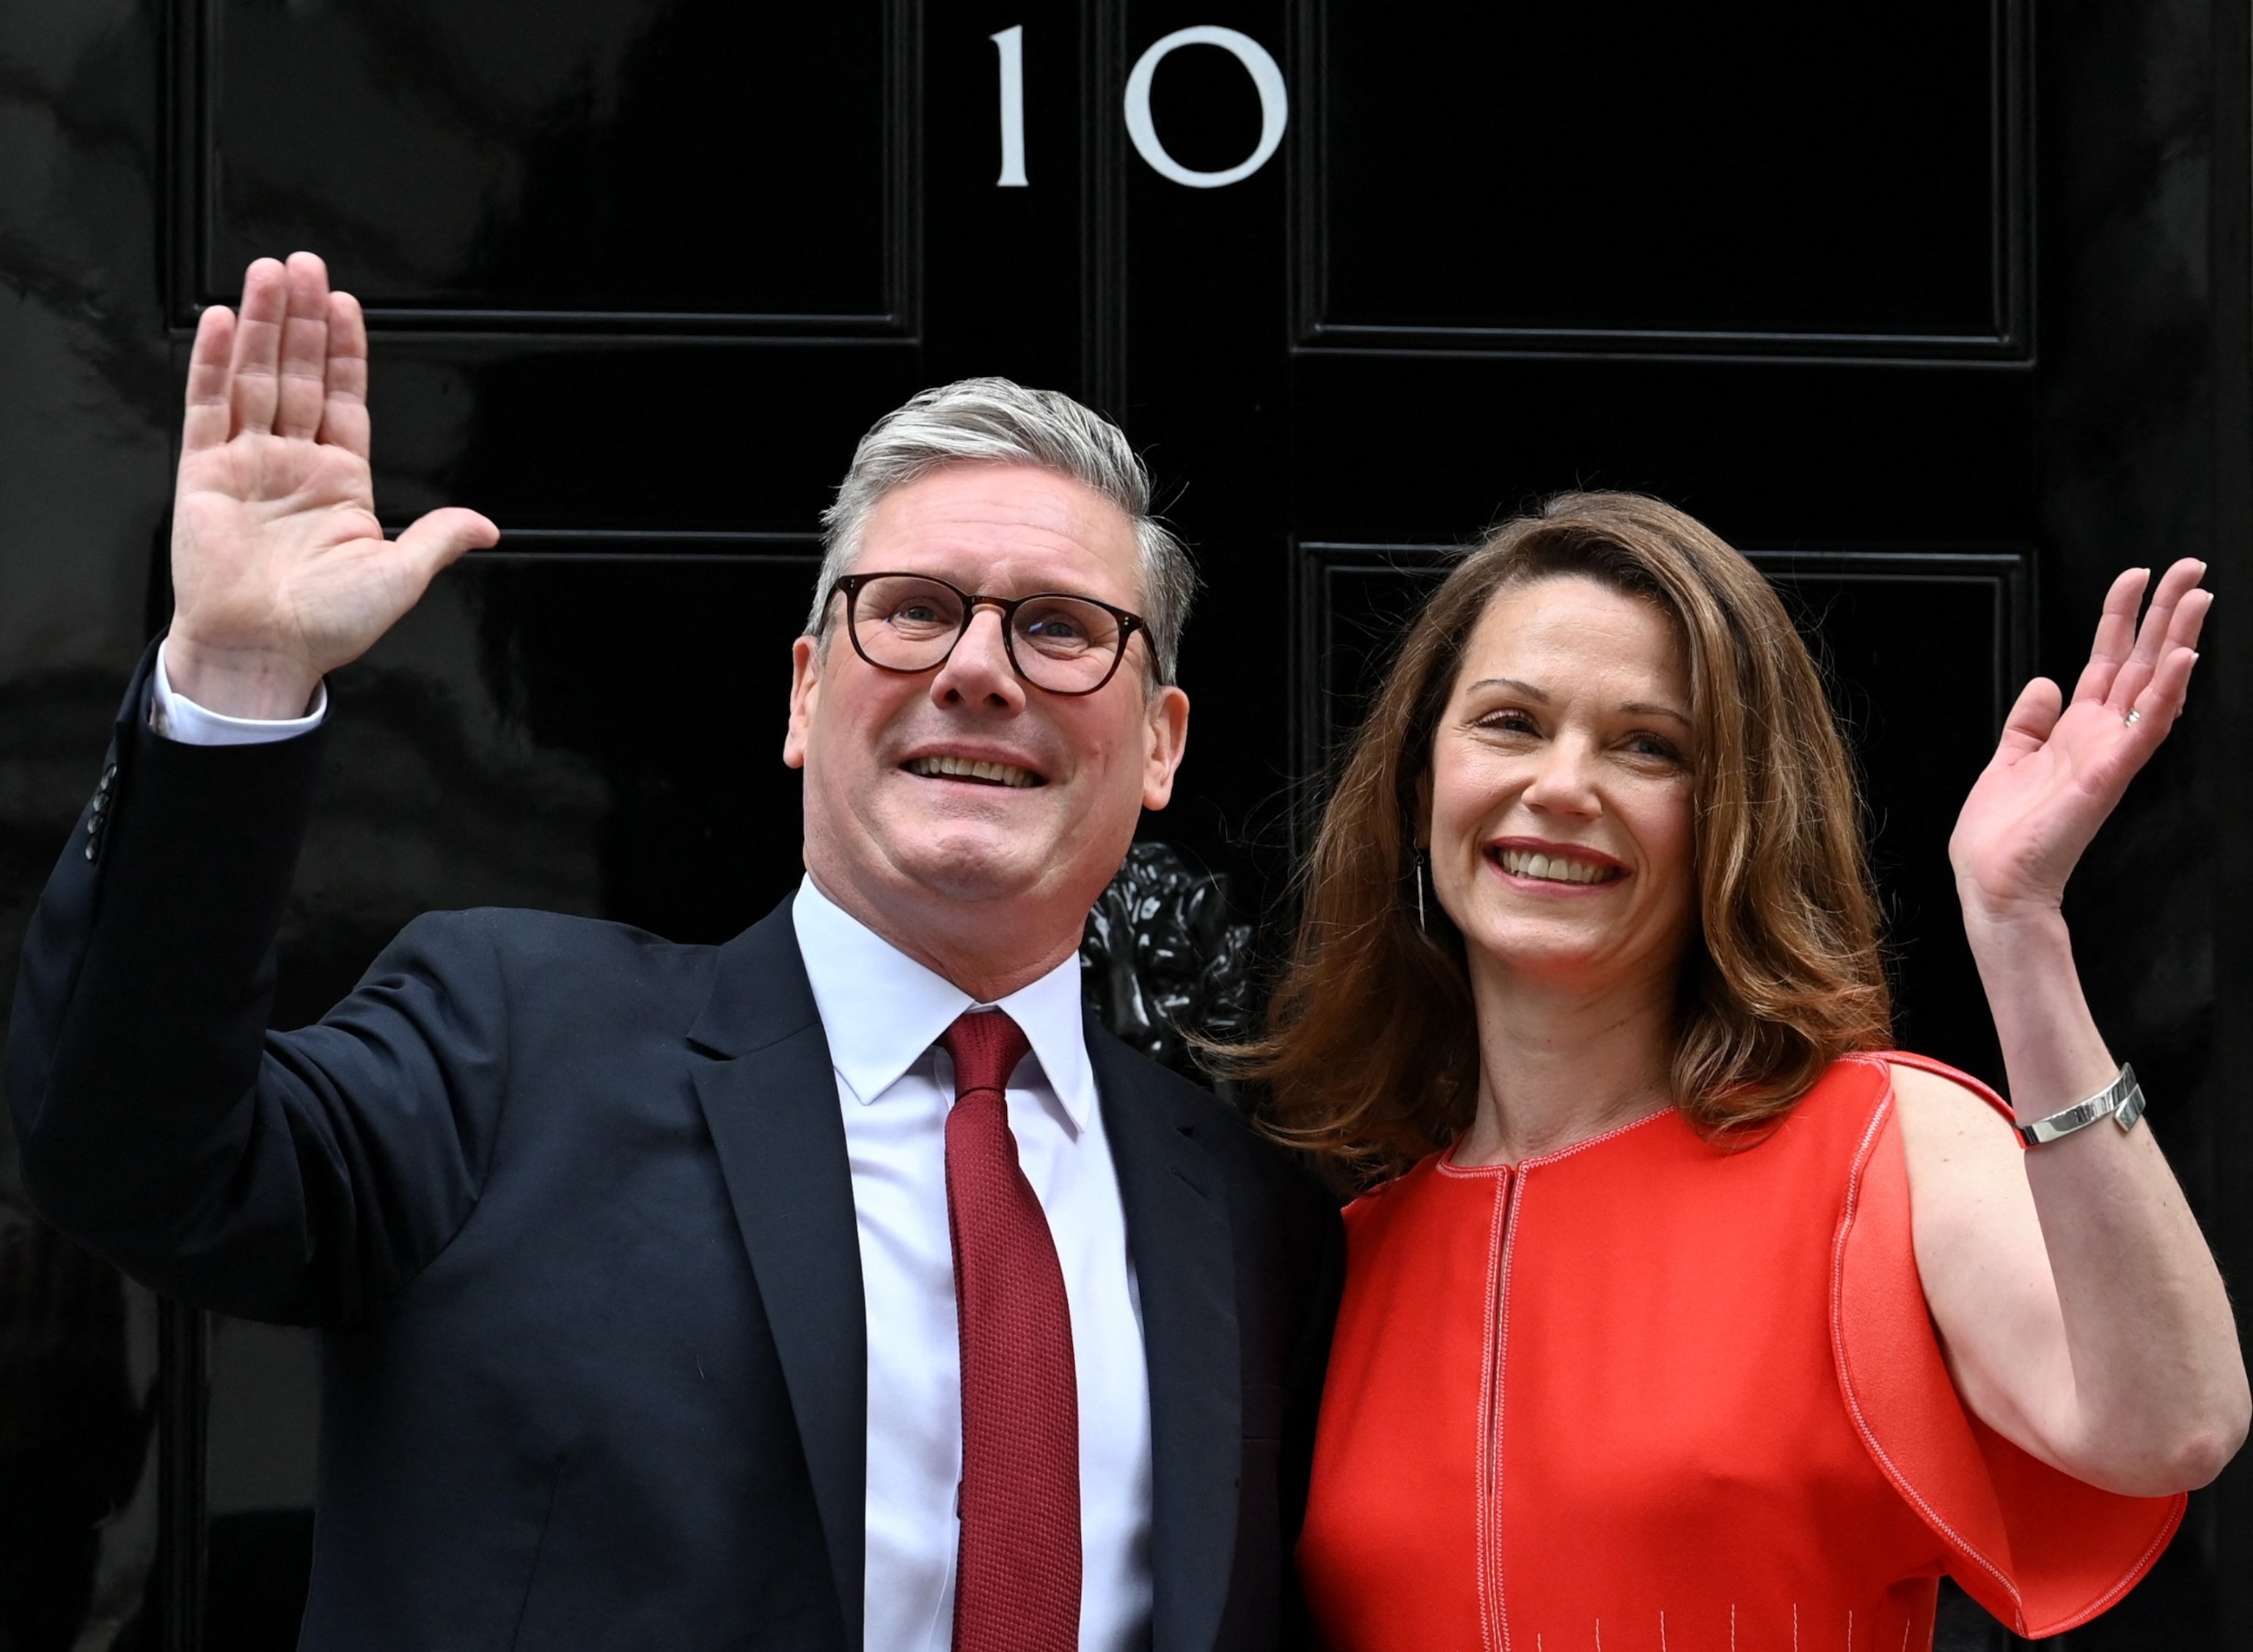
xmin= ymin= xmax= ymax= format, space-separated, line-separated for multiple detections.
xmin=1949 ymin=559 xmax=2210 ymax=918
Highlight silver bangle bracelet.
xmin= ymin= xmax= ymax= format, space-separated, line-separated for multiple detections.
xmin=2015 ymin=1062 xmax=2147 ymax=1148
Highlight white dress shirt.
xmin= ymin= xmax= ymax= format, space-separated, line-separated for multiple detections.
xmin=152 ymin=646 xmax=1158 ymax=1651
xmin=792 ymin=878 xmax=1153 ymax=1652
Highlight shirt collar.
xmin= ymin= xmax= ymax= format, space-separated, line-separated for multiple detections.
xmin=791 ymin=875 xmax=1099 ymax=1134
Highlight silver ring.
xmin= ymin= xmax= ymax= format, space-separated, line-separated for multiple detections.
xmin=2124 ymin=708 xmax=2143 ymax=726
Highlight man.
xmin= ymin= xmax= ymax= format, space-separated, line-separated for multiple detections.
xmin=7 ymin=253 xmax=1341 ymax=1650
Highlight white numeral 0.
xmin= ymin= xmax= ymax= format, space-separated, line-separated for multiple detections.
xmin=1124 ymin=26 xmax=1287 ymax=188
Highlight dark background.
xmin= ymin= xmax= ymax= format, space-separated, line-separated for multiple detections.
xmin=1 ymin=0 xmax=2248 ymax=1645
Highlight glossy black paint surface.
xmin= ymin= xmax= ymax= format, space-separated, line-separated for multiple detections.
xmin=1310 ymin=0 xmax=2011 ymax=345
xmin=1 ymin=0 xmax=2246 ymax=1644
xmin=194 ymin=0 xmax=898 ymax=326
xmin=0 ymin=1222 xmax=159 ymax=1650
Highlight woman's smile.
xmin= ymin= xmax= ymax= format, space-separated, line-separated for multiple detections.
xmin=1484 ymin=837 xmax=1628 ymax=891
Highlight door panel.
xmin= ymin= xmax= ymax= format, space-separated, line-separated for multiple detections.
xmin=1303 ymin=0 xmax=2021 ymax=351
xmin=189 ymin=0 xmax=907 ymax=329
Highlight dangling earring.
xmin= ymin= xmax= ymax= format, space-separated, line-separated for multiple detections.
xmin=1413 ymin=850 xmax=1428 ymax=933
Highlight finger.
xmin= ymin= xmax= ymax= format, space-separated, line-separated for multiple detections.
xmin=318 ymin=290 xmax=371 ymax=460
xmin=273 ymin=252 xmax=333 ymax=440
xmin=2147 ymin=560 xmax=2211 ymax=653
xmin=227 ymin=257 xmax=289 ymax=436
xmin=2125 ymin=635 xmax=2202 ymax=743
xmin=1996 ymin=675 xmax=2063 ymax=757
xmin=182 ymin=305 xmax=237 ymax=454
xmin=2109 ymin=557 xmax=2208 ymax=713
xmin=395 ymin=507 xmax=500 ymax=583
xmin=2167 ymin=583 xmax=2213 ymax=653
xmin=2069 ymin=567 xmax=2149 ymax=705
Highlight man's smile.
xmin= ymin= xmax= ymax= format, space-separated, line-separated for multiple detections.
xmin=904 ymin=753 xmax=1047 ymax=788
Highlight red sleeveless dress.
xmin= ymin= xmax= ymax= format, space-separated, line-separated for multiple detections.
xmin=1298 ymin=1054 xmax=2183 ymax=1652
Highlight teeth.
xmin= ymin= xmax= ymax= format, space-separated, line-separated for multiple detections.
xmin=1498 ymin=848 xmax=1613 ymax=885
xmin=907 ymin=755 xmax=1040 ymax=789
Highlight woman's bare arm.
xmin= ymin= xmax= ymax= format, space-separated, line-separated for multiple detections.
xmin=1904 ymin=560 xmax=2247 ymax=1495
xmin=1897 ymin=1057 xmax=2241 ymax=1494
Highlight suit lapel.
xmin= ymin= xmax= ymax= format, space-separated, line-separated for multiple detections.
xmin=1091 ymin=1021 xmax=1240 ymax=1652
xmin=689 ymin=903 xmax=866 ymax=1651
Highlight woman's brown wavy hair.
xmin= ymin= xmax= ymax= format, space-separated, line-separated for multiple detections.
xmin=1234 ymin=492 xmax=1893 ymax=1186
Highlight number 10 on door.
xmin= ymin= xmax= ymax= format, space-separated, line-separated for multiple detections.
xmin=989 ymin=23 xmax=1290 ymax=191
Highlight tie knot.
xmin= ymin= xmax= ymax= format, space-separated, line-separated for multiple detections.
xmin=939 ymin=1010 xmax=1031 ymax=1101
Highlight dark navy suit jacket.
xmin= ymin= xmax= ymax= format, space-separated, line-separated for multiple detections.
xmin=7 ymin=645 xmax=1343 ymax=1651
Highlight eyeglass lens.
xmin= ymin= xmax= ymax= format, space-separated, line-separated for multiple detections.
xmin=850 ymin=575 xmax=1126 ymax=692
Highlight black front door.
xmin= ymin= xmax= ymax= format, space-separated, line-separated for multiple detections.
xmin=0 ymin=0 xmax=2244 ymax=1645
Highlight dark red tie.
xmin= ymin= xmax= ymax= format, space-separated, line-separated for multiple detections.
xmin=940 ymin=1010 xmax=1081 ymax=1652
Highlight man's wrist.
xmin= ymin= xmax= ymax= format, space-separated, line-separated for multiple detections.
xmin=162 ymin=634 xmax=322 ymax=721
xmin=154 ymin=639 xmax=328 ymax=746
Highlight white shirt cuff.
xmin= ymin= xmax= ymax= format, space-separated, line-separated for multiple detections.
xmin=150 ymin=640 xmax=329 ymax=746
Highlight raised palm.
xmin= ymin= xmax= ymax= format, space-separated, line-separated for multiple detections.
xmin=167 ymin=253 xmax=496 ymax=717
xmin=1950 ymin=559 xmax=2210 ymax=917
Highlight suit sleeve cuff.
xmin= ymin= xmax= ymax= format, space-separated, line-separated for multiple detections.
xmin=152 ymin=639 xmax=329 ymax=746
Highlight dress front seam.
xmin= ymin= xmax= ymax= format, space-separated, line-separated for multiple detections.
xmin=1475 ymin=1171 xmax=1504 ymax=1652
xmin=1479 ymin=1168 xmax=1523 ymax=1652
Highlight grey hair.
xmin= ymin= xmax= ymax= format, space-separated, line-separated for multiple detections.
xmin=805 ymin=377 xmax=1195 ymax=684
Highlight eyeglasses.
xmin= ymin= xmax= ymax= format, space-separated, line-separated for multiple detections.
xmin=827 ymin=572 xmax=1151 ymax=696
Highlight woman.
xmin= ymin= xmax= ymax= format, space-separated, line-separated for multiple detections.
xmin=1245 ymin=495 xmax=2249 ymax=1648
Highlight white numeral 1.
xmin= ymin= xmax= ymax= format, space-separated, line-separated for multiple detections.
xmin=992 ymin=26 xmax=1027 ymax=187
